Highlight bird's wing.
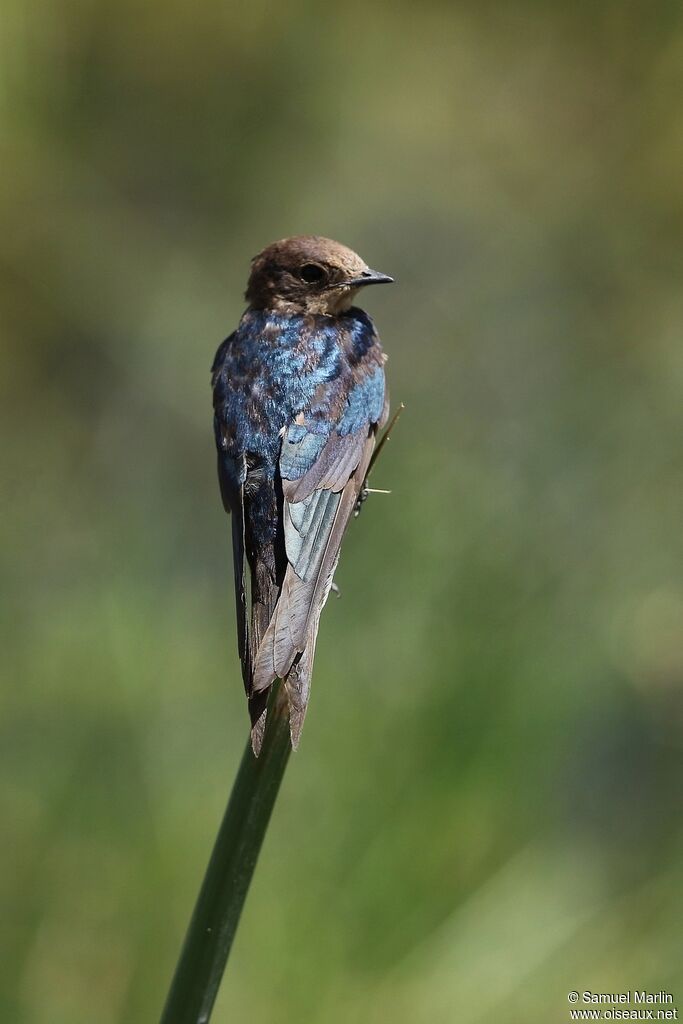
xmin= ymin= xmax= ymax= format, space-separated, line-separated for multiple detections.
xmin=216 ymin=451 xmax=249 ymax=677
xmin=212 ymin=334 xmax=251 ymax=689
xmin=251 ymin=358 xmax=388 ymax=744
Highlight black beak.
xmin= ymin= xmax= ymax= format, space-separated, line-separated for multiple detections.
xmin=346 ymin=268 xmax=394 ymax=288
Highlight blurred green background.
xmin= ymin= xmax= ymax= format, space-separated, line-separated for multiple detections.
xmin=2 ymin=2 xmax=682 ymax=1022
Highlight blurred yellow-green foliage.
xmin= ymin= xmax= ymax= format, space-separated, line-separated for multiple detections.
xmin=2 ymin=2 xmax=682 ymax=1022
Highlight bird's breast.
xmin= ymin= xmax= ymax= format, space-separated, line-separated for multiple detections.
xmin=215 ymin=308 xmax=380 ymax=462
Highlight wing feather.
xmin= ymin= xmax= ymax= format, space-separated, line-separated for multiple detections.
xmin=217 ymin=451 xmax=250 ymax=687
xmin=282 ymin=430 xmax=366 ymax=501
xmin=284 ymin=432 xmax=376 ymax=746
xmin=285 ymin=488 xmax=341 ymax=580
xmin=251 ymin=428 xmax=375 ymax=697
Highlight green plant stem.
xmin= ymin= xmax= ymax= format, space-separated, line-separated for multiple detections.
xmin=160 ymin=684 xmax=292 ymax=1024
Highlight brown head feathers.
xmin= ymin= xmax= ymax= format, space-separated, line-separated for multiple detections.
xmin=245 ymin=235 xmax=393 ymax=316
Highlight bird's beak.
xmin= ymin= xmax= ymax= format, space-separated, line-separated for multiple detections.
xmin=346 ymin=268 xmax=394 ymax=288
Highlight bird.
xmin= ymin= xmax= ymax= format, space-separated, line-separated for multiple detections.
xmin=211 ymin=235 xmax=392 ymax=754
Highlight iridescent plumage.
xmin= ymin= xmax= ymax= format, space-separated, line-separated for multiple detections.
xmin=212 ymin=236 xmax=391 ymax=752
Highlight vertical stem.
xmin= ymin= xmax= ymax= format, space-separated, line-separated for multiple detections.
xmin=160 ymin=684 xmax=292 ymax=1024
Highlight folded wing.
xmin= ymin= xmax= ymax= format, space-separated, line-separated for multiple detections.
xmin=252 ymin=361 xmax=388 ymax=747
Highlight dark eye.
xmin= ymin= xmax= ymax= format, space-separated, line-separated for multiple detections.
xmin=299 ymin=263 xmax=327 ymax=284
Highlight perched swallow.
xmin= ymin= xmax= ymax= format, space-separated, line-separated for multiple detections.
xmin=212 ymin=236 xmax=392 ymax=753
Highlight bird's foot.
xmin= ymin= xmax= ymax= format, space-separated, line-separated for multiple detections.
xmin=354 ymin=486 xmax=369 ymax=517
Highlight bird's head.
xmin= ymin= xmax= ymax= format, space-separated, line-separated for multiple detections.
xmin=245 ymin=235 xmax=393 ymax=316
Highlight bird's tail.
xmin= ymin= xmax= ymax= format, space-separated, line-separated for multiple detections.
xmin=247 ymin=558 xmax=280 ymax=755
xmin=249 ymin=635 xmax=318 ymax=755
xmin=282 ymin=618 xmax=321 ymax=749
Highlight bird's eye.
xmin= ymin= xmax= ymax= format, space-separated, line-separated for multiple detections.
xmin=299 ymin=263 xmax=327 ymax=285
